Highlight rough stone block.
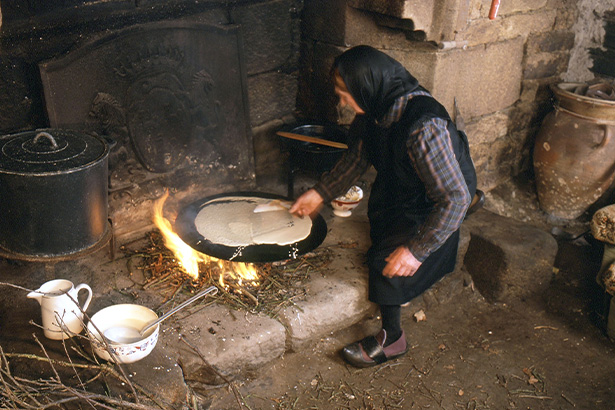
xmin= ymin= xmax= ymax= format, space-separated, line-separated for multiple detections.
xmin=349 ymin=0 xmax=435 ymax=36
xmin=380 ymin=45 xmax=440 ymax=93
xmin=492 ymin=0 xmax=548 ymax=16
xmin=252 ymin=119 xmax=288 ymax=182
xmin=553 ymin=3 xmax=577 ymax=31
xmin=506 ymin=127 xmax=536 ymax=175
xmin=0 ymin=57 xmax=42 ymax=132
xmin=472 ymin=139 xmax=513 ymax=191
xmin=247 ymin=71 xmax=298 ymax=126
xmin=502 ymin=10 xmax=557 ymax=38
xmin=303 ymin=2 xmax=438 ymax=49
xmin=296 ymin=41 xmax=343 ymax=122
xmin=170 ymin=304 xmax=287 ymax=384
xmin=280 ymin=272 xmax=375 ymax=351
xmin=348 ymin=0 xmax=465 ymax=42
xmin=278 ymin=217 xmax=376 ymax=350
xmin=468 ymin=0 xmax=548 ymax=20
xmin=302 ymin=0 xmax=349 ymax=45
xmin=526 ymin=31 xmax=576 ymax=54
xmin=278 ymin=271 xmax=375 ymax=351
xmin=464 ymin=111 xmax=510 ymax=146
xmin=122 ymin=343 xmax=189 ymax=405
xmin=429 ymin=38 xmax=524 ymax=119
xmin=523 ymin=52 xmax=570 ymax=80
xmin=231 ymin=0 xmax=300 ymax=75
xmin=462 ymin=209 xmax=558 ymax=303
xmin=344 ymin=5 xmax=413 ymax=48
xmin=461 ymin=10 xmax=556 ymax=47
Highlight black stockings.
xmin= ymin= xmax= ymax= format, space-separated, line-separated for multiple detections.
xmin=380 ymin=304 xmax=402 ymax=346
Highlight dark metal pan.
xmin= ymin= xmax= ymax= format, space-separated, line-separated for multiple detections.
xmin=174 ymin=192 xmax=327 ymax=262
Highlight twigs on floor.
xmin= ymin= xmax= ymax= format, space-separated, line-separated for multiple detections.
xmin=122 ymin=231 xmax=333 ymax=319
xmin=0 ymin=342 xmax=168 ymax=409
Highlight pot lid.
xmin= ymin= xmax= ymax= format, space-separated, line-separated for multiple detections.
xmin=0 ymin=128 xmax=108 ymax=174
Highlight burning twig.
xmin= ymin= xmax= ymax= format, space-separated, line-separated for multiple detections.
xmin=224 ymin=280 xmax=259 ymax=306
xmin=123 ymin=231 xmax=334 ymax=319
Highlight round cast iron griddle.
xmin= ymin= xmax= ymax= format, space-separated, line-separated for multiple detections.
xmin=174 ymin=192 xmax=327 ymax=262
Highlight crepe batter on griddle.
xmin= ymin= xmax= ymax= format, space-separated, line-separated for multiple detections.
xmin=194 ymin=197 xmax=312 ymax=246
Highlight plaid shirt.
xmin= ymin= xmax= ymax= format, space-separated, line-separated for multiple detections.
xmin=314 ymin=90 xmax=471 ymax=262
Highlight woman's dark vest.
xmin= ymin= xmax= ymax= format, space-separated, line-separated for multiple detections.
xmin=364 ymin=95 xmax=477 ymax=240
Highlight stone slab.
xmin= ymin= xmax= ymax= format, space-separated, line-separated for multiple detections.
xmin=231 ymin=0 xmax=300 ymax=75
xmin=164 ymin=303 xmax=287 ymax=384
xmin=431 ymin=38 xmax=524 ymax=119
xmin=247 ymin=71 xmax=298 ymax=126
xmin=277 ymin=215 xmax=376 ymax=350
xmin=462 ymin=209 xmax=558 ymax=303
xmin=348 ymin=0 xmax=463 ymax=42
xmin=109 ymin=342 xmax=189 ymax=406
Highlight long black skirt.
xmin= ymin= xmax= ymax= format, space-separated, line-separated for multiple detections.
xmin=366 ymin=227 xmax=459 ymax=306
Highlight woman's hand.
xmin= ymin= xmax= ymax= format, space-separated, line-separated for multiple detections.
xmin=383 ymin=246 xmax=422 ymax=278
xmin=289 ymin=189 xmax=324 ymax=218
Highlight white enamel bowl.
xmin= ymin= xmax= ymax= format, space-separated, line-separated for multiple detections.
xmin=87 ymin=304 xmax=159 ymax=363
xmin=331 ymin=186 xmax=364 ymax=217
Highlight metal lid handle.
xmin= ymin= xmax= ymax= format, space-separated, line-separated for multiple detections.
xmin=33 ymin=132 xmax=59 ymax=149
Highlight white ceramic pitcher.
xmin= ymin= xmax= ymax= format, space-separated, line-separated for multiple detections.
xmin=27 ymin=279 xmax=93 ymax=340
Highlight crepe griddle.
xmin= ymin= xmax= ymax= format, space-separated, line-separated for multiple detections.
xmin=174 ymin=192 xmax=327 ymax=262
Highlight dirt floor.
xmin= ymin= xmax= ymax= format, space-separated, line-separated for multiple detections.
xmin=205 ymin=176 xmax=615 ymax=410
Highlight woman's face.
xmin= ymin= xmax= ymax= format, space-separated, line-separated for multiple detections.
xmin=334 ymin=72 xmax=365 ymax=115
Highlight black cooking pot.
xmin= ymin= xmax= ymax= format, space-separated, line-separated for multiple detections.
xmin=0 ymin=128 xmax=109 ymax=258
xmin=282 ymin=124 xmax=349 ymax=173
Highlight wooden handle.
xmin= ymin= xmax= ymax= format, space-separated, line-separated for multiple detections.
xmin=277 ymin=131 xmax=348 ymax=149
xmin=489 ymin=0 xmax=501 ymax=19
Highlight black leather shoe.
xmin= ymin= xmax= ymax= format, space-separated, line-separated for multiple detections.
xmin=341 ymin=330 xmax=408 ymax=368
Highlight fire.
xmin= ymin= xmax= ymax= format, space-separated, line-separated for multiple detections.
xmin=152 ymin=190 xmax=260 ymax=287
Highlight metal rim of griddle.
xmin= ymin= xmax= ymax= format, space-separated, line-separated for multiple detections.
xmin=174 ymin=191 xmax=327 ymax=262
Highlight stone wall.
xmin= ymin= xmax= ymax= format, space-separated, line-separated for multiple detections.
xmin=0 ymin=0 xmax=611 ymax=196
xmin=565 ymin=0 xmax=615 ymax=82
xmin=297 ymin=0 xmax=580 ymax=192
xmin=0 ymin=0 xmax=301 ymax=185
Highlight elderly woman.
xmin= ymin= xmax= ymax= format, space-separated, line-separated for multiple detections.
xmin=290 ymin=45 xmax=477 ymax=367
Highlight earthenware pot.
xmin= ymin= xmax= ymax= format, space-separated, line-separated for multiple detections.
xmin=533 ymin=84 xmax=615 ymax=219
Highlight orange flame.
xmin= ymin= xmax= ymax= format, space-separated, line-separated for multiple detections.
xmin=153 ymin=190 xmax=260 ymax=286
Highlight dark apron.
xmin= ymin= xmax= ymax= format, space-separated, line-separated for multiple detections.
xmin=363 ymin=95 xmax=477 ymax=305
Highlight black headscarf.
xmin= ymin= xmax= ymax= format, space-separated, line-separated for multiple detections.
xmin=332 ymin=45 xmax=419 ymax=120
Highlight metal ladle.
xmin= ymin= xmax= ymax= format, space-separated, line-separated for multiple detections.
xmin=103 ymin=286 xmax=218 ymax=344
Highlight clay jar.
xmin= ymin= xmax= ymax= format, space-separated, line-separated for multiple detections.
xmin=533 ymin=83 xmax=615 ymax=219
